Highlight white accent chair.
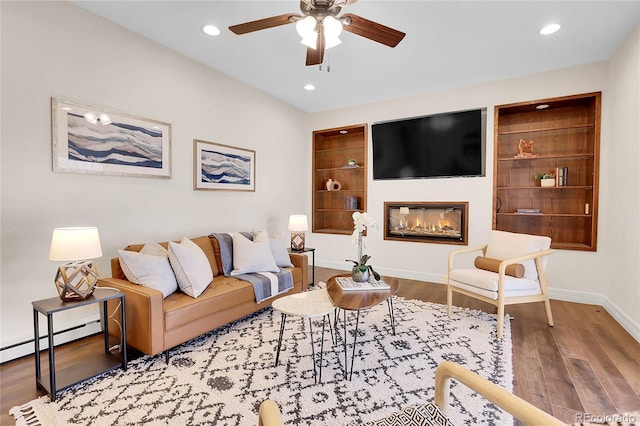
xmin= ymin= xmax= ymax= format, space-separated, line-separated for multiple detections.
xmin=447 ymin=230 xmax=554 ymax=338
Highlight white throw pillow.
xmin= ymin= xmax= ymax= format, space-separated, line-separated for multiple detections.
xmin=231 ymin=231 xmax=279 ymax=275
xmin=140 ymin=241 xmax=168 ymax=257
xmin=168 ymin=237 xmax=214 ymax=298
xmin=118 ymin=249 xmax=178 ymax=298
xmin=270 ymin=238 xmax=293 ymax=268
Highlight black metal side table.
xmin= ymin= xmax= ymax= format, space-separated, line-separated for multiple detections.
xmin=32 ymin=288 xmax=127 ymax=401
xmin=288 ymin=247 xmax=316 ymax=286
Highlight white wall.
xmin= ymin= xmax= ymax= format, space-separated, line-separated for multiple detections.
xmin=308 ymin=37 xmax=640 ymax=340
xmin=603 ymin=24 xmax=640 ymax=329
xmin=0 ymin=1 xmax=310 ymax=361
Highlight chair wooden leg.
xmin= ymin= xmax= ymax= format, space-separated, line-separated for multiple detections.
xmin=496 ymin=303 xmax=504 ymax=339
xmin=543 ymin=298 xmax=554 ymax=327
xmin=446 ymin=285 xmax=452 ymax=316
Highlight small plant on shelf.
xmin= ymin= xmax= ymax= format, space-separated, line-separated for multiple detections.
xmin=534 ymin=172 xmax=554 ymax=180
xmin=535 ymin=172 xmax=555 ymax=187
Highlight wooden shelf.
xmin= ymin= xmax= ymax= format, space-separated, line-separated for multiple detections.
xmin=497 ymin=186 xmax=593 ymax=190
xmin=493 ymin=92 xmax=600 ymax=251
xmin=497 ymin=213 xmax=593 ymax=218
xmin=497 ymin=124 xmax=595 ymax=136
xmin=313 ymin=124 xmax=368 ymax=234
xmin=497 ymin=153 xmax=594 ymax=161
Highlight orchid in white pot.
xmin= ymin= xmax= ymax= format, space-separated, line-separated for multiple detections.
xmin=346 ymin=211 xmax=381 ymax=282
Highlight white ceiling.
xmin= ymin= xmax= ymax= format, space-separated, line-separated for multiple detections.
xmin=74 ymin=1 xmax=639 ymax=113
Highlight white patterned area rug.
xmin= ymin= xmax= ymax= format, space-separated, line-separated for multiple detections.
xmin=11 ymin=294 xmax=513 ymax=425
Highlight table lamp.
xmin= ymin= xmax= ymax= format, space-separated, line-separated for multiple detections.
xmin=288 ymin=214 xmax=308 ymax=251
xmin=49 ymin=227 xmax=103 ymax=301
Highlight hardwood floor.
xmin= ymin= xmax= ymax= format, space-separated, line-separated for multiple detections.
xmin=2 ymin=267 xmax=639 ymax=425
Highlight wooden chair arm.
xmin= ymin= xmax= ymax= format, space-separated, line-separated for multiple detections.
xmin=435 ymin=361 xmax=564 ymax=426
xmin=448 ymin=244 xmax=488 ymax=272
xmin=258 ymin=399 xmax=284 ymax=426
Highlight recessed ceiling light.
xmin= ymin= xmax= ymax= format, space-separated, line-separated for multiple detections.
xmin=540 ymin=23 xmax=561 ymax=35
xmin=61 ymin=107 xmax=73 ymax=111
xmin=304 ymin=84 xmax=316 ymax=91
xmin=339 ymin=130 xmax=348 ymax=134
xmin=536 ymin=104 xmax=550 ymax=110
xmin=201 ymin=24 xmax=220 ymax=36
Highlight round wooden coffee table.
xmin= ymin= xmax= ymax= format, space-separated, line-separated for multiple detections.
xmin=326 ymin=274 xmax=399 ymax=380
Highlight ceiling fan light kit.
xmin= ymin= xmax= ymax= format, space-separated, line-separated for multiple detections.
xmin=229 ymin=0 xmax=405 ymax=66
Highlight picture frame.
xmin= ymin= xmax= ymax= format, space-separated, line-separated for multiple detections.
xmin=51 ymin=97 xmax=171 ymax=178
xmin=193 ymin=139 xmax=256 ymax=191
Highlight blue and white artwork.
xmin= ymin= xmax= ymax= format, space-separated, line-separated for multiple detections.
xmin=194 ymin=140 xmax=255 ymax=191
xmin=52 ymin=98 xmax=171 ymax=178
xmin=67 ymin=113 xmax=163 ymax=169
xmin=201 ymin=149 xmax=251 ymax=185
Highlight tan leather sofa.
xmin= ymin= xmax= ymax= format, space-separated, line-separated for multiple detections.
xmin=100 ymin=235 xmax=308 ymax=360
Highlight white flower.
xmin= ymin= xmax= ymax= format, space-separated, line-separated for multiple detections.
xmin=351 ymin=211 xmax=377 ymax=246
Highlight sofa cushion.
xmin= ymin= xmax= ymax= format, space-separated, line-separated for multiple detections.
xmin=211 ymin=232 xmax=254 ymax=276
xmin=117 ymin=249 xmax=178 ymax=298
xmin=163 ymin=275 xmax=256 ymax=331
xmin=230 ymin=231 xmax=279 ymax=276
xmin=484 ymin=230 xmax=551 ymax=280
xmin=168 ymin=237 xmax=214 ymax=298
xmin=139 ymin=241 xmax=168 ymax=257
xmin=270 ymin=238 xmax=294 ymax=268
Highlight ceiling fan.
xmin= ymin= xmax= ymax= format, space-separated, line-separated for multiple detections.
xmin=229 ymin=0 xmax=406 ymax=66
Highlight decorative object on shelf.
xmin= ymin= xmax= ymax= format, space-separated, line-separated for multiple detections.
xmin=535 ymin=172 xmax=555 ymax=187
xmin=49 ymin=227 xmax=103 ymax=301
xmin=347 ymin=159 xmax=356 ymax=166
xmin=554 ymin=166 xmax=568 ymax=186
xmin=516 ymin=138 xmax=536 ymax=158
xmin=51 ymin=97 xmax=171 ymax=178
xmin=325 ymin=178 xmax=342 ymax=191
xmin=344 ymin=196 xmax=358 ymax=210
xmin=193 ymin=139 xmax=255 ymax=191
xmin=346 ymin=212 xmax=380 ymax=282
xmin=288 ymin=214 xmax=309 ymax=250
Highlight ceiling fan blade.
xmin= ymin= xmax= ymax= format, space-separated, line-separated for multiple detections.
xmin=306 ymin=25 xmax=325 ymax=66
xmin=341 ymin=13 xmax=405 ymax=47
xmin=229 ymin=13 xmax=296 ymax=35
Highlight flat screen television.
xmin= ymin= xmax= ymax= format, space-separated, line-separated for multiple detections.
xmin=372 ymin=108 xmax=486 ymax=180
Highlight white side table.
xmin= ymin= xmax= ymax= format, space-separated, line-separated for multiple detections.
xmin=272 ymin=289 xmax=335 ymax=383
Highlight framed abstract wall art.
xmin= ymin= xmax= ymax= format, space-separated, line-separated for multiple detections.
xmin=193 ymin=139 xmax=255 ymax=191
xmin=51 ymin=97 xmax=171 ymax=178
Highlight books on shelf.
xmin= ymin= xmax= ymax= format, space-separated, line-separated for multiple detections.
xmin=336 ymin=276 xmax=390 ymax=291
xmin=516 ymin=208 xmax=541 ymax=214
xmin=555 ymin=166 xmax=568 ymax=186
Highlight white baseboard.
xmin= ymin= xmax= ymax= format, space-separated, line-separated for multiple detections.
xmin=0 ymin=317 xmax=102 ymax=364
xmin=317 ymin=260 xmax=448 ymax=285
xmin=549 ymin=287 xmax=640 ymax=343
xmin=317 ymin=261 xmax=640 ymax=343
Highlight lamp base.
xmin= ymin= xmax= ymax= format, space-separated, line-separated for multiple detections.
xmin=54 ymin=261 xmax=100 ymax=302
xmin=290 ymin=232 xmax=305 ymax=251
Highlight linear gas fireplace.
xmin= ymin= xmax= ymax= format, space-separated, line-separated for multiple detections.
xmin=384 ymin=202 xmax=468 ymax=245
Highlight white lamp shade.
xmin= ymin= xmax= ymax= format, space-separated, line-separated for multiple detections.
xmin=296 ymin=16 xmax=316 ymax=38
xmin=288 ymin=215 xmax=309 ymax=232
xmin=49 ymin=227 xmax=103 ymax=262
xmin=399 ymin=207 xmax=410 ymax=215
xmin=301 ymin=31 xmax=318 ymax=49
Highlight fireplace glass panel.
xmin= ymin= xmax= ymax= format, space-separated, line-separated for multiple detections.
xmin=384 ymin=202 xmax=468 ymax=245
